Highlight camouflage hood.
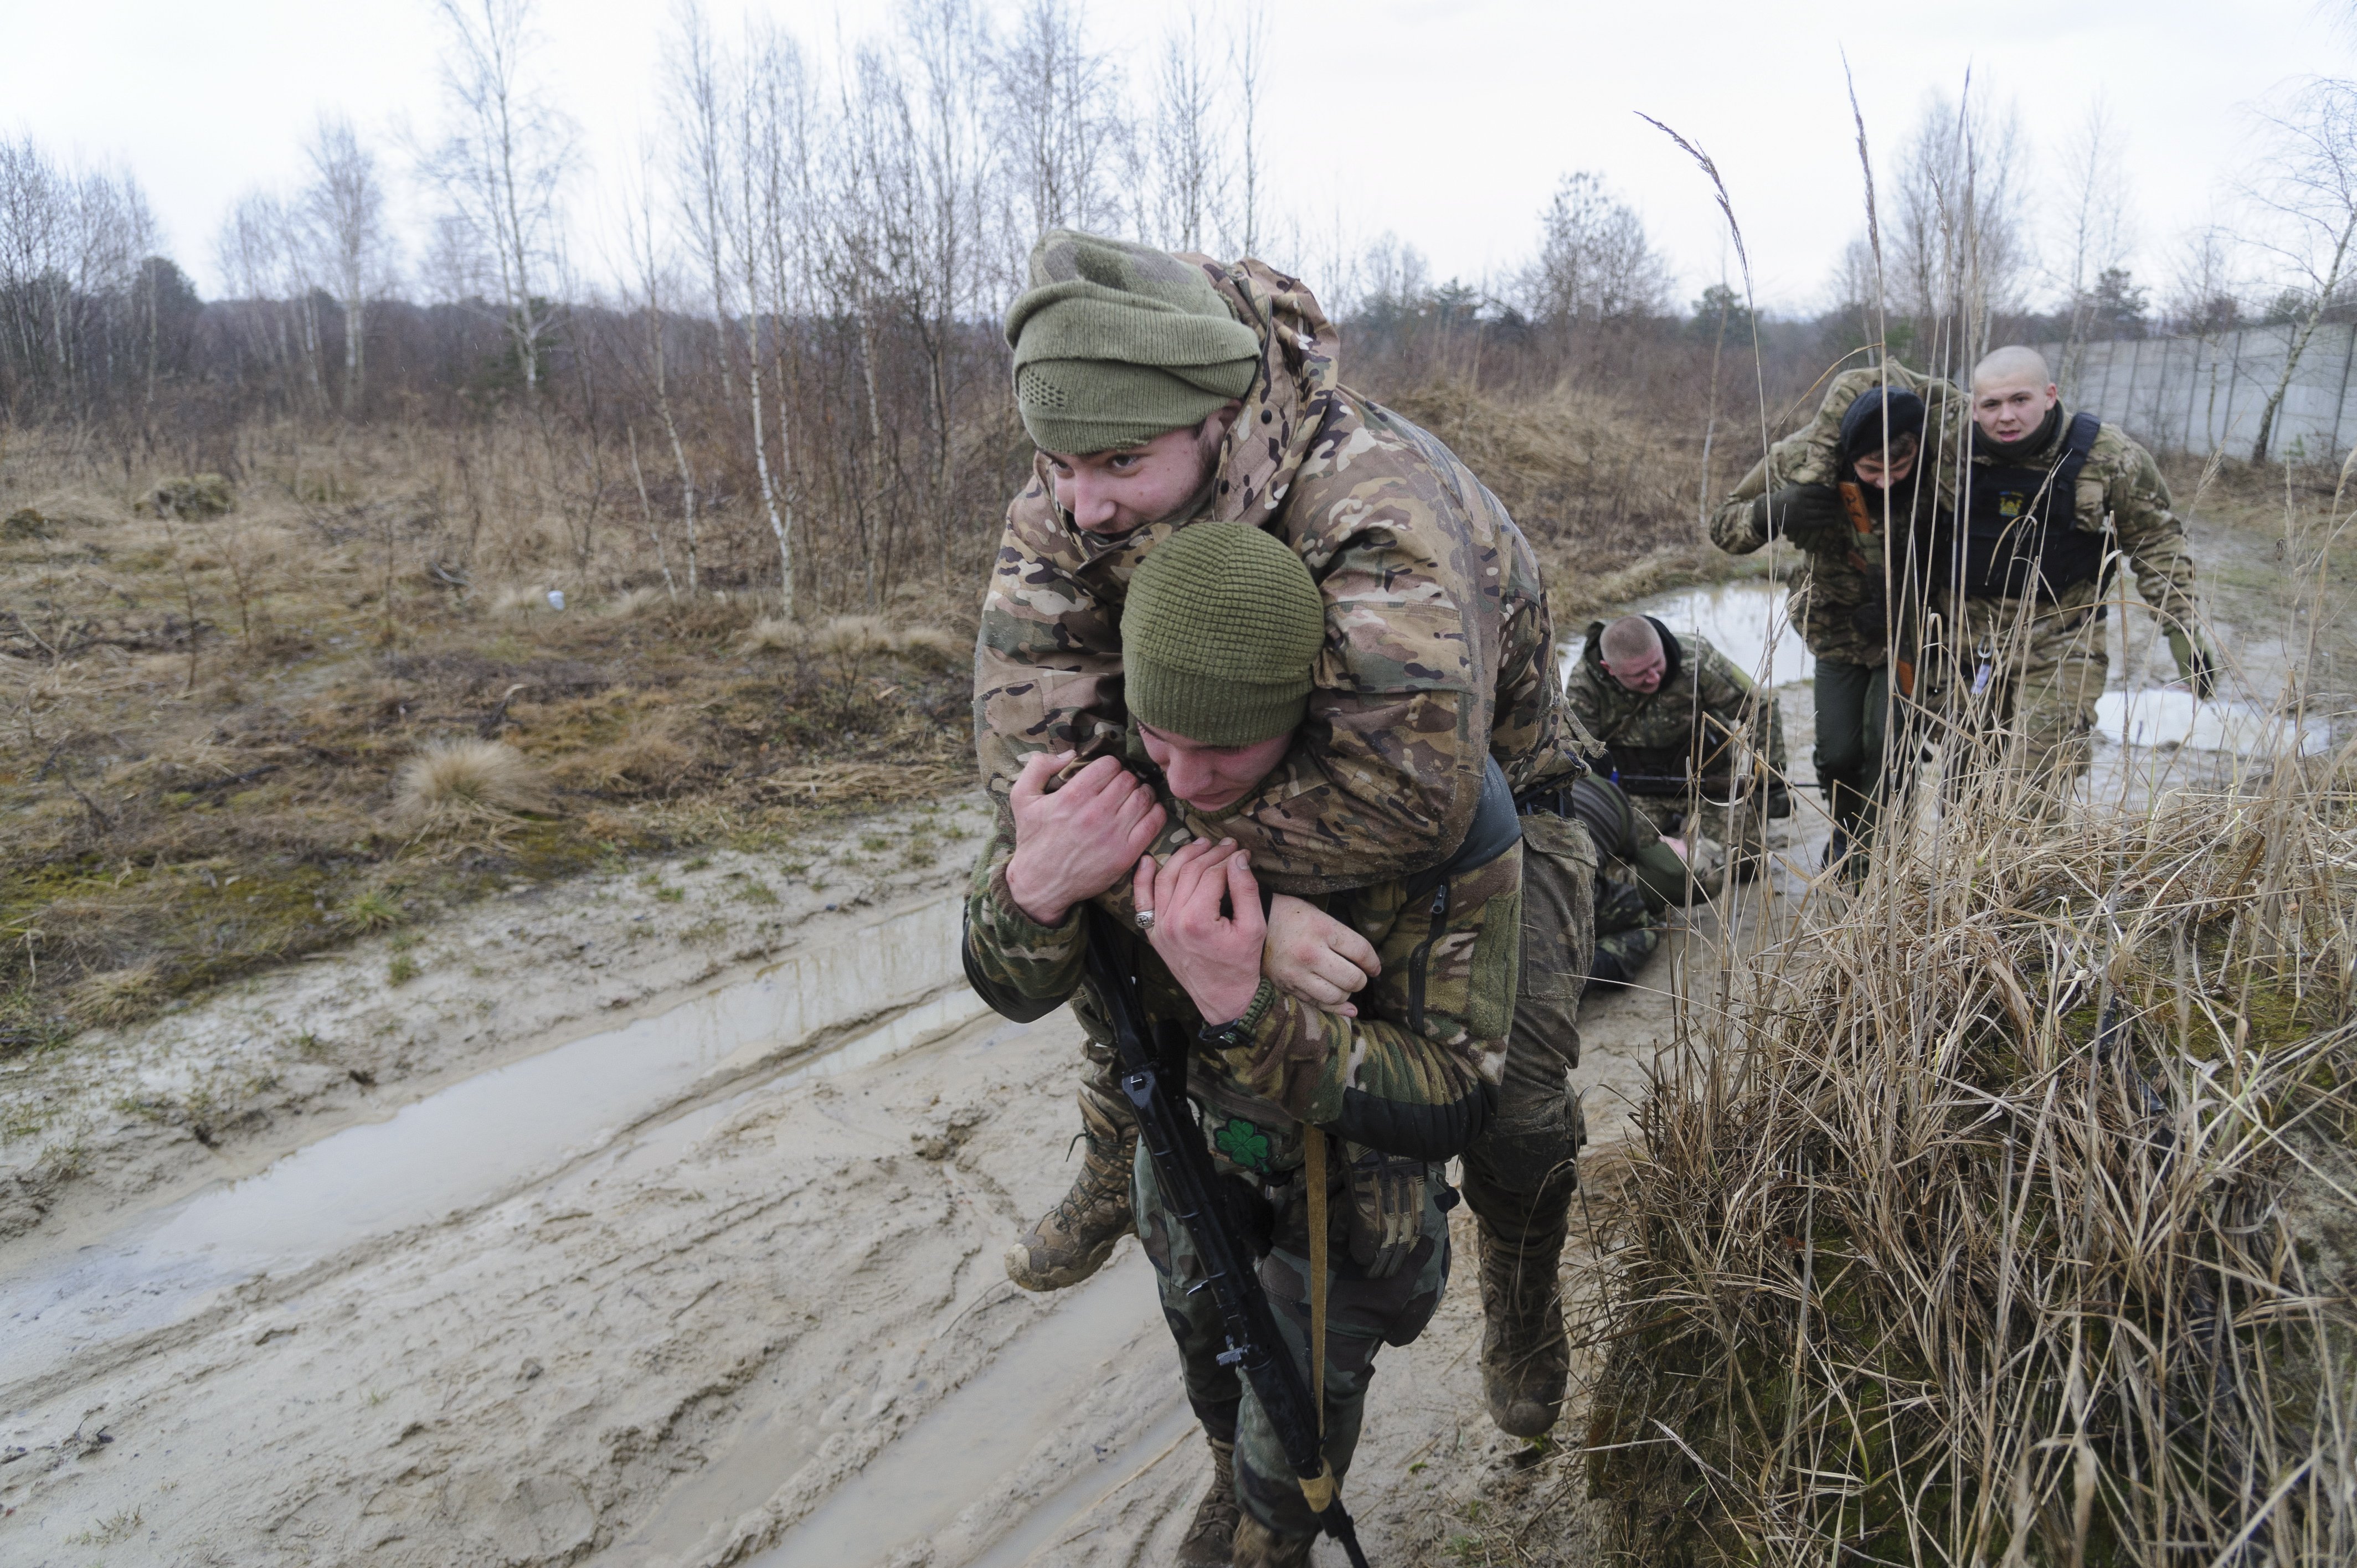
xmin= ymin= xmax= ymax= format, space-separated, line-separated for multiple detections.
xmin=979 ymin=254 xmax=1588 ymax=895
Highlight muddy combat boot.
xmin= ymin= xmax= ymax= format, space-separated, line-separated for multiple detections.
xmin=1229 ymin=1512 xmax=1316 ymax=1568
xmin=1476 ymin=1200 xmax=1572 ymax=1439
xmin=1174 ymin=1435 xmax=1238 ymax=1567
xmin=1002 ymin=1094 xmax=1134 ymax=1291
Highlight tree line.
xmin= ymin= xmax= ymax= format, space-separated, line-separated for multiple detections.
xmin=4 ymin=0 xmax=2353 ymax=613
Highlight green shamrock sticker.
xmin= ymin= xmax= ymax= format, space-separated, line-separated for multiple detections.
xmin=1213 ymin=1116 xmax=1274 ymax=1173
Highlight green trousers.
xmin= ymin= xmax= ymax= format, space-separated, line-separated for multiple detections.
xmin=1813 ymin=659 xmax=1890 ymax=847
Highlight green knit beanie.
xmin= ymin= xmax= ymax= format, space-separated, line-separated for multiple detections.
xmin=1123 ymin=523 xmax=1325 ymax=747
xmin=1005 ymin=229 xmax=1262 ymax=455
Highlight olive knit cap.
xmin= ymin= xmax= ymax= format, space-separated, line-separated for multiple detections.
xmin=1123 ymin=522 xmax=1326 ymax=748
xmin=1005 ymin=229 xmax=1262 ymax=455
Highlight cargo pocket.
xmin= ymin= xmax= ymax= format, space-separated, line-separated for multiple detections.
xmin=1514 ymin=813 xmax=1594 ymax=1071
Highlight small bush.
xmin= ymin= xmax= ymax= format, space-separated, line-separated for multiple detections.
xmin=387 ymin=954 xmax=419 ymax=986
xmin=740 ymin=616 xmax=805 ymax=654
xmin=148 ymin=473 xmax=234 ymax=518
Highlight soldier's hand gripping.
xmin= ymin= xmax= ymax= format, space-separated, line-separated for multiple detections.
xmin=1264 ymin=894 xmax=1379 ymax=1017
xmin=1134 ymin=837 xmax=1265 ymax=1024
xmin=1003 ymin=751 xmax=1166 ymax=926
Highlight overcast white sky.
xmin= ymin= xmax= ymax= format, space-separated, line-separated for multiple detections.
xmin=6 ymin=0 xmax=2340 ymax=313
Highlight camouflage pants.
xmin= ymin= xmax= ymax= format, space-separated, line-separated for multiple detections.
xmin=1937 ymin=596 xmax=2107 ymax=806
xmin=1135 ymin=1142 xmax=1450 ymax=1539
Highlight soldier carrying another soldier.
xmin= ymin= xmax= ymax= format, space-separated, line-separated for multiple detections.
xmin=1562 ymin=613 xmax=1789 ymax=879
xmin=969 ymin=230 xmax=1602 ymax=1551
xmin=965 ymin=523 xmax=1527 ymax=1567
xmin=1710 ymin=362 xmax=1958 ymax=871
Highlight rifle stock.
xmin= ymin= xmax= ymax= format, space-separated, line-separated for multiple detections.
xmin=1079 ymin=910 xmax=1371 ymax=1568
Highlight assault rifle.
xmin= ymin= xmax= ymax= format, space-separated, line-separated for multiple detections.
xmin=1080 ymin=910 xmax=1372 ymax=1568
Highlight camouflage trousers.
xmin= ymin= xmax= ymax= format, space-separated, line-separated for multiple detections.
xmin=1933 ymin=595 xmax=2107 ymax=807
xmin=1134 ymin=1141 xmax=1451 ymax=1539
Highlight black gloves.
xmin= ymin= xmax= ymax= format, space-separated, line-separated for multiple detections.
xmin=1759 ymin=483 xmax=1847 ymax=547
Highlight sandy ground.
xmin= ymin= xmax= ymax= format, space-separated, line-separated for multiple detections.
xmin=0 ymin=742 xmax=1758 ymax=1568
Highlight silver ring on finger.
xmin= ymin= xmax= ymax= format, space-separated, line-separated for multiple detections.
xmin=1134 ymin=907 xmax=1156 ymax=932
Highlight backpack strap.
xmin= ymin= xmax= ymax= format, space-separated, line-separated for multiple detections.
xmin=2050 ymin=411 xmax=2102 ymax=496
xmin=1407 ymin=756 xmax=1519 ymax=903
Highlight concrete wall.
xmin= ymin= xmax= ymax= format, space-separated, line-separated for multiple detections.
xmin=2038 ymin=324 xmax=2357 ymax=461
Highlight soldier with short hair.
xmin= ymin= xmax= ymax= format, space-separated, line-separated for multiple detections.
xmin=1938 ymin=345 xmax=2215 ymax=800
xmin=974 ymin=231 xmax=1599 ymax=1466
xmin=1562 ymin=613 xmax=1789 ymax=876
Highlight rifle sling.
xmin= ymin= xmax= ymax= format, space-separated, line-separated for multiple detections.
xmin=1301 ymin=1126 xmax=1337 ymax=1513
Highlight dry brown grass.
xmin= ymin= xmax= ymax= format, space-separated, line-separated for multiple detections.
xmin=1584 ymin=469 xmax=2357 ymax=1564
xmin=392 ymin=740 xmax=550 ymax=831
xmin=63 ymin=962 xmax=162 ymax=1030
xmin=0 ymin=422 xmax=980 ymax=1047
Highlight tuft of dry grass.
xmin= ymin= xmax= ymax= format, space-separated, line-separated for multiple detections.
xmin=739 ymin=615 xmax=804 ymax=654
xmin=1589 ymin=746 xmax=2357 ymax=1562
xmin=64 ymin=963 xmax=162 ymax=1030
xmin=393 ymin=740 xmax=551 ymax=831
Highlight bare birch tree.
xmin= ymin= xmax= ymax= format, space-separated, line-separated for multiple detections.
xmin=2243 ymin=76 xmax=2357 ymax=462
xmin=2052 ymin=95 xmax=2134 ymax=390
xmin=1145 ymin=16 xmax=1226 ymax=251
xmin=1889 ymin=84 xmax=2029 ymax=373
xmin=417 ymin=0 xmax=577 ymax=396
xmin=301 ymin=115 xmax=393 ymax=412
xmin=994 ymin=0 xmax=1126 ymax=274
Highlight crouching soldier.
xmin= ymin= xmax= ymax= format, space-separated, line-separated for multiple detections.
xmin=965 ymin=525 xmax=1524 ymax=1566
xmin=1563 ymin=615 xmax=1788 ymax=878
xmin=976 ymin=230 xmax=1595 ymax=1445
xmin=1522 ymin=771 xmax=1696 ymax=991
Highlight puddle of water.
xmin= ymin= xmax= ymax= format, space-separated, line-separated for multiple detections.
xmin=2095 ymin=689 xmax=2331 ymax=756
xmin=0 ymin=896 xmax=978 ymax=1401
xmin=703 ymin=1248 xmax=1172 ymax=1568
xmin=1565 ymin=580 xmax=1814 ymax=692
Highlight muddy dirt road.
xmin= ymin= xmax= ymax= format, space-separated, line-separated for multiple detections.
xmin=5 ymin=530 xmax=2305 ymax=1566
xmin=0 ymin=796 xmax=1682 ymax=1567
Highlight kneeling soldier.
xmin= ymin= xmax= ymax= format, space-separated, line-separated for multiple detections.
xmin=1563 ymin=615 xmax=1788 ymax=877
xmin=966 ymin=525 xmax=1525 ymax=1566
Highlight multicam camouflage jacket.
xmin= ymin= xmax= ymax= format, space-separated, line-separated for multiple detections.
xmin=962 ymin=810 xmax=1520 ymax=1181
xmin=1562 ymin=625 xmax=1787 ymax=796
xmin=1709 ymin=362 xmax=1967 ymax=668
xmin=974 ymin=252 xmax=1590 ymax=900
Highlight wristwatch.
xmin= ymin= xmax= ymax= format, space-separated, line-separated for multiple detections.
xmin=1197 ymin=979 xmax=1274 ymax=1050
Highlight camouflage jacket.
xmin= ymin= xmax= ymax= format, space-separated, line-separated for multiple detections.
xmin=1563 ymin=625 xmax=1786 ymax=795
xmin=961 ymin=814 xmax=1520 ymax=1179
xmin=974 ymin=254 xmax=1589 ymax=900
xmin=1709 ymin=362 xmax=1966 ymax=667
xmin=1946 ymin=411 xmax=2208 ymax=672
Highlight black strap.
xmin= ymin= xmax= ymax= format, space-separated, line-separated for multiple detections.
xmin=1406 ymin=756 xmax=1519 ymax=902
xmin=2051 ymin=411 xmax=2101 ymax=496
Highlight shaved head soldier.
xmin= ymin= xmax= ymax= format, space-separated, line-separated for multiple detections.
xmin=1942 ymin=345 xmax=2216 ymax=804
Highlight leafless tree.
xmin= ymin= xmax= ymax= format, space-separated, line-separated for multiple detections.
xmin=1144 ymin=16 xmax=1226 ymax=252
xmin=301 ymin=115 xmax=393 ymax=412
xmin=416 ymin=0 xmax=577 ymax=396
xmin=216 ymin=190 xmax=326 ymax=412
xmin=2242 ymin=76 xmax=2357 ymax=462
xmin=1229 ymin=7 xmax=1268 ymax=259
xmin=1888 ymin=84 xmax=2029 ymax=374
xmin=1518 ymin=172 xmax=1670 ymax=325
xmin=2052 ymin=95 xmax=2135 ymax=389
xmin=994 ymin=0 xmax=1127 ymax=272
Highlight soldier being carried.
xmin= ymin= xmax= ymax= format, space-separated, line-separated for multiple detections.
xmin=971 ymin=230 xmax=1602 ymax=1512
xmin=966 ymin=523 xmax=1526 ymax=1567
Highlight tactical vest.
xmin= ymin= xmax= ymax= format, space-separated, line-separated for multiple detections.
xmin=1962 ymin=412 xmax=2107 ymax=601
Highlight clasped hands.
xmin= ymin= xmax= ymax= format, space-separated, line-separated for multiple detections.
xmin=1003 ymin=751 xmax=1380 ymax=1026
